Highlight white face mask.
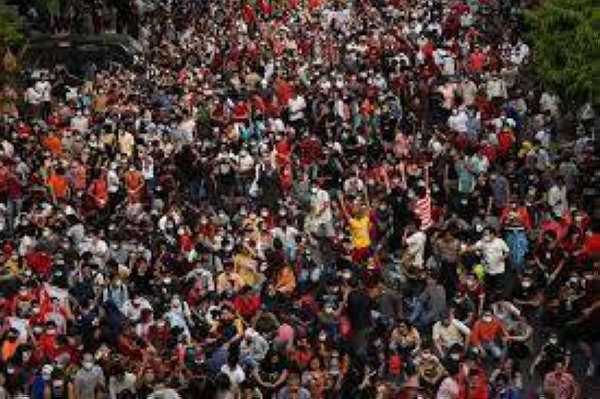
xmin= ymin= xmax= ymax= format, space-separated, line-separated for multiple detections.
xmin=482 ymin=315 xmax=493 ymax=323
xmin=83 ymin=361 xmax=94 ymax=370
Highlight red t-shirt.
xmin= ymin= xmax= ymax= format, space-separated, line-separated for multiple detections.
xmin=234 ymin=294 xmax=261 ymax=319
xmin=583 ymin=233 xmax=600 ymax=260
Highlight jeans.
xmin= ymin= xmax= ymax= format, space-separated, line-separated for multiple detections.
xmin=6 ymin=198 xmax=22 ymax=233
xmin=408 ymin=299 xmax=439 ymax=329
xmin=481 ymin=340 xmax=505 ymax=360
xmin=189 ymin=179 xmax=207 ymax=203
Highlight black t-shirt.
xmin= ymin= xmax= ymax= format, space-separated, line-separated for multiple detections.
xmin=452 ymin=295 xmax=476 ymax=322
xmin=130 ymin=269 xmax=154 ymax=297
xmin=347 ymin=289 xmax=372 ymax=331
xmin=136 ymin=383 xmax=154 ymax=399
xmin=472 ymin=182 xmax=493 ymax=211
xmin=386 ymin=188 xmax=411 ymax=228
xmin=259 ymin=354 xmax=289 ymax=384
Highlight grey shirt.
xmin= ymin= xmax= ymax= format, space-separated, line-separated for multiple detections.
xmin=73 ymin=365 xmax=105 ymax=399
xmin=420 ymin=284 xmax=447 ymax=319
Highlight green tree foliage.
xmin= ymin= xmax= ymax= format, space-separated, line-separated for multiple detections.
xmin=0 ymin=0 xmax=23 ymax=46
xmin=526 ymin=0 xmax=600 ymax=106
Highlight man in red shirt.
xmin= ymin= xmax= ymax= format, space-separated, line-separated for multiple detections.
xmin=469 ymin=310 xmax=507 ymax=361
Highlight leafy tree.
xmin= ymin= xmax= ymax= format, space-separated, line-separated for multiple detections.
xmin=0 ymin=0 xmax=23 ymax=46
xmin=0 ymin=0 xmax=22 ymax=76
xmin=526 ymin=0 xmax=600 ymax=106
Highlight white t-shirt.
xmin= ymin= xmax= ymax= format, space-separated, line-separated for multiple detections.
xmin=406 ymin=231 xmax=427 ymax=268
xmin=448 ymin=110 xmax=468 ymax=134
xmin=35 ymin=80 xmax=52 ymax=102
xmin=311 ymin=188 xmax=332 ymax=224
xmin=220 ymin=364 xmax=245 ymax=387
xmin=271 ymin=225 xmax=299 ymax=246
xmin=107 ymin=169 xmax=120 ymax=193
xmin=548 ymin=184 xmax=567 ymax=217
xmin=475 ymin=237 xmax=509 ymax=275
xmin=436 ymin=376 xmax=459 ymax=399
xmin=288 ymin=95 xmax=306 ymax=121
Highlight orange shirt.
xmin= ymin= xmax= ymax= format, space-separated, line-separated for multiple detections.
xmin=124 ymin=171 xmax=144 ymax=203
xmin=1 ymin=340 xmax=19 ymax=362
xmin=48 ymin=174 xmax=69 ymax=199
xmin=43 ymin=136 xmax=62 ymax=156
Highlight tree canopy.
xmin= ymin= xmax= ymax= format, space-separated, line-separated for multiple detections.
xmin=0 ymin=0 xmax=23 ymax=46
xmin=526 ymin=0 xmax=600 ymax=106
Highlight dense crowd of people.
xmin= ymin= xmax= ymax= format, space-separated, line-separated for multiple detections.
xmin=1 ymin=0 xmax=599 ymax=398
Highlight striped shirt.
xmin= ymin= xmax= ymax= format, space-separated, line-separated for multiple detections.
xmin=414 ymin=190 xmax=433 ymax=230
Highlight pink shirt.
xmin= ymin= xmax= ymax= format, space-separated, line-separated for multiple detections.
xmin=277 ymin=323 xmax=295 ymax=345
xmin=544 ymin=372 xmax=578 ymax=399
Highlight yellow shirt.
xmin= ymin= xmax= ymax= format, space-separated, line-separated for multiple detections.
xmin=234 ymin=253 xmax=259 ymax=287
xmin=349 ymin=216 xmax=371 ymax=249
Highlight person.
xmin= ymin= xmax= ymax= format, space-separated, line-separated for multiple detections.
xmin=148 ymin=382 xmax=182 ymax=399
xmin=339 ymin=195 xmax=372 ymax=264
xmin=432 ymin=311 xmax=469 ymax=358
xmin=108 ymin=364 xmax=137 ymax=399
xmin=436 ymin=361 xmax=460 ymax=399
xmin=469 ymin=227 xmax=510 ymax=296
xmin=390 ymin=320 xmax=421 ymax=360
xmin=276 ymin=372 xmax=311 ymax=399
xmin=543 ymin=359 xmax=580 ymax=399
xmin=71 ymin=353 xmax=104 ymax=397
xmin=240 ymin=328 xmax=270 ymax=369
xmin=253 ymin=350 xmax=290 ymax=398
xmin=306 ymin=181 xmax=334 ymax=239
xmin=0 ymin=0 xmax=595 ymax=396
xmin=343 ymin=276 xmax=373 ymax=361
xmin=220 ymin=350 xmax=245 ymax=394
xmin=469 ymin=310 xmax=508 ymax=362
xmin=401 ymin=220 xmax=428 ymax=278
xmin=409 ymin=274 xmax=447 ymax=329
